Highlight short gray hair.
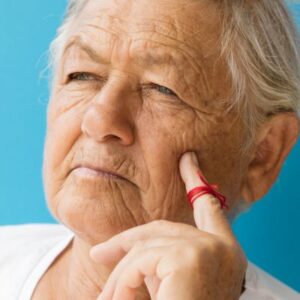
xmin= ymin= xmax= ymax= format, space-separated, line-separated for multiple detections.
xmin=218 ymin=0 xmax=300 ymax=153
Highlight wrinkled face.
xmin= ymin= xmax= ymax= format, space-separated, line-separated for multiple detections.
xmin=43 ymin=0 xmax=247 ymax=243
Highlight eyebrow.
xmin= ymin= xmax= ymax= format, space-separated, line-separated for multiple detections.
xmin=62 ymin=35 xmax=212 ymax=97
xmin=62 ymin=36 xmax=107 ymax=64
xmin=62 ymin=35 xmax=182 ymax=68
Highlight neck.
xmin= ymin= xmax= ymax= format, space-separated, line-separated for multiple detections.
xmin=49 ymin=235 xmax=150 ymax=300
xmin=51 ymin=236 xmax=111 ymax=300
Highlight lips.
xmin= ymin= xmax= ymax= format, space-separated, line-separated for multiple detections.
xmin=71 ymin=163 xmax=129 ymax=182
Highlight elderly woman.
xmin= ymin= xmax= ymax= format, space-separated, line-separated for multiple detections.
xmin=1 ymin=0 xmax=300 ymax=299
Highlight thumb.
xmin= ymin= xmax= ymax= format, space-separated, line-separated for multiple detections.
xmin=179 ymin=152 xmax=234 ymax=239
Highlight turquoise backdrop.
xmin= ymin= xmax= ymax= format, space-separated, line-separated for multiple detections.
xmin=0 ymin=0 xmax=299 ymax=292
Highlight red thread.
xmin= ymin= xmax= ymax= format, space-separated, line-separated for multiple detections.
xmin=187 ymin=170 xmax=228 ymax=210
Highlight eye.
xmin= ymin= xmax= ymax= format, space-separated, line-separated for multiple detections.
xmin=152 ymin=84 xmax=177 ymax=97
xmin=67 ymin=72 xmax=98 ymax=82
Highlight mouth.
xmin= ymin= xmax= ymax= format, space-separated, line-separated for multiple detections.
xmin=70 ymin=163 xmax=129 ymax=182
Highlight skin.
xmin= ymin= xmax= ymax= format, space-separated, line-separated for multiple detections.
xmin=35 ymin=0 xmax=300 ymax=299
xmin=90 ymin=153 xmax=247 ymax=300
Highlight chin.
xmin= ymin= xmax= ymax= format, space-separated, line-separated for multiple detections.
xmin=47 ymin=176 xmax=143 ymax=245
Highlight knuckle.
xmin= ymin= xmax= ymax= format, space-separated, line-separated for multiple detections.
xmin=205 ymin=237 xmax=226 ymax=254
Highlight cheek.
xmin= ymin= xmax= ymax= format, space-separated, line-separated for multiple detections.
xmin=135 ymin=104 xmax=200 ymax=221
xmin=138 ymin=103 xmax=244 ymax=212
xmin=191 ymin=115 xmax=245 ymax=202
xmin=43 ymin=93 xmax=87 ymax=201
xmin=139 ymin=102 xmax=213 ymax=168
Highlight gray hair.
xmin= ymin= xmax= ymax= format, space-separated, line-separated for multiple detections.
xmin=47 ymin=0 xmax=300 ymax=221
xmin=218 ymin=0 xmax=300 ymax=154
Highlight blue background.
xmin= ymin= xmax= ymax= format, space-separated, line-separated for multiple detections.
xmin=0 ymin=0 xmax=299 ymax=292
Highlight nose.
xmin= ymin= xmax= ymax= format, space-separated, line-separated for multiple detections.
xmin=81 ymin=82 xmax=136 ymax=146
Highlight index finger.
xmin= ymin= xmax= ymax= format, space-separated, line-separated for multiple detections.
xmin=179 ymin=152 xmax=235 ymax=241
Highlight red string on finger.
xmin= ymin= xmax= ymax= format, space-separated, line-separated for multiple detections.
xmin=187 ymin=170 xmax=229 ymax=210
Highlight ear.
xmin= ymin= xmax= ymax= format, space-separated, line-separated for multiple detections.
xmin=241 ymin=112 xmax=300 ymax=203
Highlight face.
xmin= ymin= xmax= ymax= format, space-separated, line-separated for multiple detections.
xmin=43 ymin=0 xmax=248 ymax=244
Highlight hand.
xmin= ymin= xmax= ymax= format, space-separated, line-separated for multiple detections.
xmin=90 ymin=152 xmax=247 ymax=300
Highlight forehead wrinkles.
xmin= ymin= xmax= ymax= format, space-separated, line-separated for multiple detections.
xmin=67 ymin=2 xmax=223 ymax=100
xmin=76 ymin=9 xmax=214 ymax=49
